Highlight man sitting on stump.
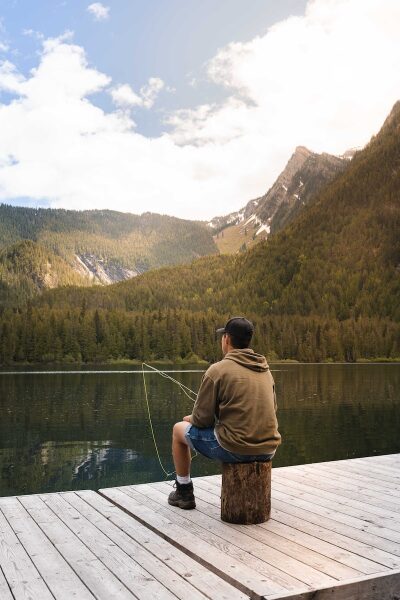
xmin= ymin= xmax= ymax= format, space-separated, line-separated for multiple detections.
xmin=168 ymin=316 xmax=281 ymax=509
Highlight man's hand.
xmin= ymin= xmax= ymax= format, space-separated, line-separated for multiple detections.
xmin=183 ymin=415 xmax=192 ymax=423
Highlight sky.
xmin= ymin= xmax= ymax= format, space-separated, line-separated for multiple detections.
xmin=0 ymin=0 xmax=400 ymax=221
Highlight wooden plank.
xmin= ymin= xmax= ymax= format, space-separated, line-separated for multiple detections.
xmin=191 ymin=476 xmax=400 ymax=569
xmin=291 ymin=456 xmax=400 ymax=472
xmin=62 ymin=491 xmax=220 ymax=600
xmin=0 ymin=566 xmax=14 ymax=600
xmin=123 ymin=485 xmax=310 ymax=593
xmin=153 ymin=481 xmax=364 ymax=580
xmin=271 ymin=495 xmax=400 ymax=561
xmin=296 ymin=465 xmax=400 ymax=507
xmin=193 ymin=476 xmax=222 ymax=491
xmin=36 ymin=492 xmax=180 ymax=600
xmin=16 ymin=494 xmax=136 ymax=600
xmin=274 ymin=501 xmax=400 ymax=569
xmin=272 ymin=481 xmax=400 ymax=543
xmin=75 ymin=490 xmax=248 ymax=600
xmin=133 ymin=482 xmax=337 ymax=588
xmin=270 ymin=470 xmax=400 ymax=518
xmin=269 ymin=508 xmax=400 ymax=572
xmin=299 ymin=455 xmax=400 ymax=481
xmin=191 ymin=479 xmax=391 ymax=575
xmin=282 ymin=461 xmax=400 ymax=494
xmin=62 ymin=492 xmax=210 ymax=600
xmin=265 ymin=568 xmax=400 ymax=600
xmin=0 ymin=502 xmax=56 ymax=600
xmin=370 ymin=454 xmax=400 ymax=465
xmin=333 ymin=462 xmax=400 ymax=485
xmin=353 ymin=458 xmax=400 ymax=476
xmin=305 ymin=462 xmax=400 ymax=489
xmin=194 ymin=469 xmax=400 ymax=547
xmin=268 ymin=469 xmax=400 ymax=520
xmin=271 ymin=490 xmax=400 ymax=557
xmin=100 ymin=486 xmax=309 ymax=599
xmin=272 ymin=474 xmax=400 ymax=530
xmin=346 ymin=456 xmax=400 ymax=471
xmin=283 ymin=465 xmax=400 ymax=511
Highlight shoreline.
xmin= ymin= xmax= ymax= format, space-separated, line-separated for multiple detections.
xmin=1 ymin=357 xmax=400 ymax=370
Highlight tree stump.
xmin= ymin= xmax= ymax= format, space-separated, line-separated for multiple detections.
xmin=221 ymin=461 xmax=272 ymax=524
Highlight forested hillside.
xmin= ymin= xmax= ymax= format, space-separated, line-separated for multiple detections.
xmin=0 ymin=206 xmax=218 ymax=304
xmin=1 ymin=102 xmax=399 ymax=364
xmin=0 ymin=240 xmax=88 ymax=308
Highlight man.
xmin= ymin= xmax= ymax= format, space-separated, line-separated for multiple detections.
xmin=168 ymin=316 xmax=281 ymax=509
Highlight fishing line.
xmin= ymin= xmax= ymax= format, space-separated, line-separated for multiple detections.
xmin=142 ymin=362 xmax=198 ymax=401
xmin=141 ymin=362 xmax=199 ymax=478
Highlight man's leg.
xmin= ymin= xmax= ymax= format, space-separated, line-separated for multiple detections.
xmin=168 ymin=421 xmax=196 ymax=509
xmin=172 ymin=421 xmax=191 ymax=479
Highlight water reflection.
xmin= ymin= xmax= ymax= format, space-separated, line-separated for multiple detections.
xmin=0 ymin=364 xmax=399 ymax=496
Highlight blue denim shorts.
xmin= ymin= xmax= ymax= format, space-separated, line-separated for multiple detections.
xmin=185 ymin=424 xmax=275 ymax=463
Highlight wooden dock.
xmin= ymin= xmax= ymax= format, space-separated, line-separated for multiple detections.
xmin=1 ymin=455 xmax=399 ymax=599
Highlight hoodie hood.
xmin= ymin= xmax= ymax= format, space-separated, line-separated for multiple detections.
xmin=223 ymin=348 xmax=269 ymax=372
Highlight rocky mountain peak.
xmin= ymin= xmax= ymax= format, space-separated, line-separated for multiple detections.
xmin=211 ymin=144 xmax=350 ymax=253
xmin=294 ymin=145 xmax=313 ymax=157
xmin=280 ymin=146 xmax=314 ymax=182
xmin=377 ymin=100 xmax=400 ymax=135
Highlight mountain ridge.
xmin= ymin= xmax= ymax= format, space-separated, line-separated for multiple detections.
xmin=0 ymin=205 xmax=218 ymax=304
xmin=210 ymin=146 xmax=349 ymax=254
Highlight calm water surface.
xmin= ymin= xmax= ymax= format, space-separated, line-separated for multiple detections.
xmin=0 ymin=363 xmax=399 ymax=496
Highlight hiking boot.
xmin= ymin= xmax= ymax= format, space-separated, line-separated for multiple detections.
xmin=168 ymin=480 xmax=196 ymax=509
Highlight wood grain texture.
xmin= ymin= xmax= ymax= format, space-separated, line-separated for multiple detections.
xmin=265 ymin=569 xmax=400 ymax=600
xmin=75 ymin=490 xmax=248 ymax=600
xmin=1 ymin=454 xmax=400 ymax=600
xmin=221 ymin=461 xmax=272 ymax=524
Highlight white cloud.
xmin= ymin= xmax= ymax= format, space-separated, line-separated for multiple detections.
xmin=87 ymin=3 xmax=110 ymax=21
xmin=173 ymin=0 xmax=400 ymax=157
xmin=0 ymin=17 xmax=10 ymax=53
xmin=110 ymin=78 xmax=164 ymax=109
xmin=22 ymin=28 xmax=42 ymax=39
xmin=0 ymin=60 xmax=25 ymax=93
xmin=1 ymin=0 xmax=400 ymax=220
xmin=111 ymin=84 xmax=143 ymax=108
xmin=140 ymin=77 xmax=164 ymax=108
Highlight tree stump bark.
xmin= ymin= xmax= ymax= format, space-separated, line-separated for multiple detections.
xmin=221 ymin=461 xmax=272 ymax=524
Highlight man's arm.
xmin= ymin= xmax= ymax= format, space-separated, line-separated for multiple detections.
xmin=190 ymin=374 xmax=219 ymax=428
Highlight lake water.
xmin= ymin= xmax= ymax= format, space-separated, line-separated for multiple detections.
xmin=0 ymin=363 xmax=399 ymax=497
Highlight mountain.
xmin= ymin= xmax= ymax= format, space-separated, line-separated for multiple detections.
xmin=0 ymin=240 xmax=89 ymax=307
xmin=0 ymin=205 xmax=218 ymax=302
xmin=211 ymin=146 xmax=349 ymax=253
xmin=3 ymin=101 xmax=399 ymax=365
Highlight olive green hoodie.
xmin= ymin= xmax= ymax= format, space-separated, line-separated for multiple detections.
xmin=191 ymin=348 xmax=281 ymax=455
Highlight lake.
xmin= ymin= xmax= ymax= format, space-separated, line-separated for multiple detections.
xmin=0 ymin=363 xmax=399 ymax=497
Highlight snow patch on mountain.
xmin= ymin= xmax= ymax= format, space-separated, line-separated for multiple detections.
xmin=244 ymin=214 xmax=256 ymax=226
xmin=256 ymin=224 xmax=270 ymax=236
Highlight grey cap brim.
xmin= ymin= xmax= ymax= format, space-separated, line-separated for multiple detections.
xmin=215 ymin=327 xmax=226 ymax=335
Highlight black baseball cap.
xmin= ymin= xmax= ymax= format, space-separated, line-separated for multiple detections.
xmin=216 ymin=317 xmax=254 ymax=342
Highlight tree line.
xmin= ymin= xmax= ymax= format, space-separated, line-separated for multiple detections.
xmin=0 ymin=306 xmax=398 ymax=365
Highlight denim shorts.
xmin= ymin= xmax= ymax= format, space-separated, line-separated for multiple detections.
xmin=184 ymin=424 xmax=275 ymax=464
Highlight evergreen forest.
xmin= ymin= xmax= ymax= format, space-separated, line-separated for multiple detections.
xmin=0 ymin=205 xmax=218 ymax=306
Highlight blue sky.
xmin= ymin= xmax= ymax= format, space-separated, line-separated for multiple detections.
xmin=1 ymin=0 xmax=307 ymax=135
xmin=0 ymin=1 xmax=399 ymax=219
